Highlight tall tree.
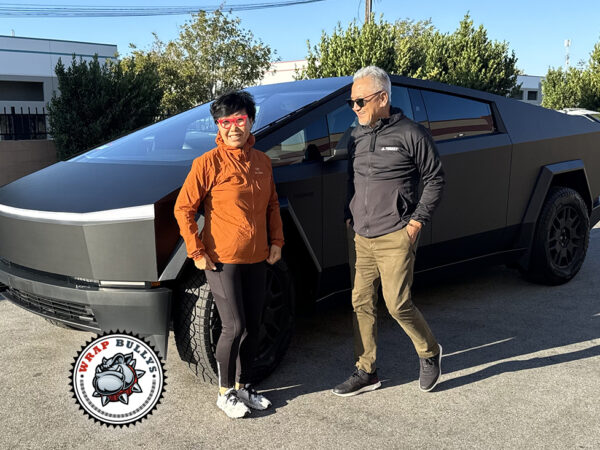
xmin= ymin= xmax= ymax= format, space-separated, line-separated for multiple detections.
xmin=125 ymin=10 xmax=273 ymax=115
xmin=420 ymin=15 xmax=520 ymax=96
xmin=300 ymin=14 xmax=520 ymax=97
xmin=47 ymin=54 xmax=162 ymax=160
xmin=542 ymin=40 xmax=600 ymax=111
xmin=393 ymin=19 xmax=436 ymax=78
xmin=300 ymin=15 xmax=396 ymax=78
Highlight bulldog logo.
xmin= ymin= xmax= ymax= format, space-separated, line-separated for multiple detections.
xmin=70 ymin=331 xmax=166 ymax=427
xmin=92 ymin=352 xmax=145 ymax=406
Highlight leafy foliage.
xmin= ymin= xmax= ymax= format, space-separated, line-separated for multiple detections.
xmin=541 ymin=41 xmax=600 ymax=111
xmin=419 ymin=16 xmax=520 ymax=96
xmin=125 ymin=10 xmax=273 ymax=115
xmin=47 ymin=54 xmax=162 ymax=160
xmin=300 ymin=14 xmax=520 ymax=97
xmin=303 ymin=17 xmax=396 ymax=78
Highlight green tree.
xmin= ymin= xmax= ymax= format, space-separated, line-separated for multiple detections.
xmin=47 ymin=54 xmax=162 ymax=160
xmin=420 ymin=15 xmax=520 ymax=96
xmin=392 ymin=19 xmax=436 ymax=78
xmin=299 ymin=15 xmax=396 ymax=78
xmin=301 ymin=14 xmax=520 ymax=97
xmin=542 ymin=40 xmax=600 ymax=111
xmin=125 ymin=10 xmax=273 ymax=115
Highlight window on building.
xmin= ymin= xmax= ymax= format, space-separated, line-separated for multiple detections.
xmin=421 ymin=90 xmax=496 ymax=141
xmin=0 ymin=81 xmax=44 ymax=102
xmin=511 ymin=90 xmax=524 ymax=100
xmin=527 ymin=90 xmax=538 ymax=101
xmin=265 ymin=117 xmax=330 ymax=166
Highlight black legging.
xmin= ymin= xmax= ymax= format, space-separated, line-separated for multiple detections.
xmin=204 ymin=261 xmax=267 ymax=389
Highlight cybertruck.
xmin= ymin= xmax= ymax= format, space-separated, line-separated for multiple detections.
xmin=1 ymin=76 xmax=599 ymax=383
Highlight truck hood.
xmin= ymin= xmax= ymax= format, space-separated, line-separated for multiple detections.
xmin=0 ymin=161 xmax=190 ymax=215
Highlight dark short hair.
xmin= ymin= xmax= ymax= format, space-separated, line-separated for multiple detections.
xmin=210 ymin=90 xmax=256 ymax=122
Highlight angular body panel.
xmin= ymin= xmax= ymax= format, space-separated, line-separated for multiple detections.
xmin=1 ymin=75 xmax=599 ymax=358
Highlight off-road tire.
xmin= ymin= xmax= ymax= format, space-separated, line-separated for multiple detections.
xmin=172 ymin=260 xmax=295 ymax=384
xmin=526 ymin=187 xmax=589 ymax=285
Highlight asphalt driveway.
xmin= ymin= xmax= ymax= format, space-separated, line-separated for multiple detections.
xmin=1 ymin=231 xmax=599 ymax=449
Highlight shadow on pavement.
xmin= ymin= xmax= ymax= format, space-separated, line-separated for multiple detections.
xmin=256 ymin=230 xmax=600 ymax=408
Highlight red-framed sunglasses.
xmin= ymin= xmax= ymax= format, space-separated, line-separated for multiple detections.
xmin=216 ymin=115 xmax=249 ymax=129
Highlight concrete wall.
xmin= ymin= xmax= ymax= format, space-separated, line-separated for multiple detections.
xmin=0 ymin=140 xmax=56 ymax=187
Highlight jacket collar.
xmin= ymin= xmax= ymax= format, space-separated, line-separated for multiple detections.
xmin=215 ymin=133 xmax=255 ymax=159
xmin=359 ymin=107 xmax=406 ymax=133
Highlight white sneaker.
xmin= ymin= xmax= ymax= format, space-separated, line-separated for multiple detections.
xmin=216 ymin=389 xmax=250 ymax=419
xmin=237 ymin=384 xmax=272 ymax=410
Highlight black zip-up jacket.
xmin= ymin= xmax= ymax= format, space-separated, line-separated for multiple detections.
xmin=345 ymin=110 xmax=445 ymax=238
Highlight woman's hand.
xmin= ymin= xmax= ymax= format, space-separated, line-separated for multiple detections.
xmin=266 ymin=245 xmax=282 ymax=265
xmin=194 ymin=254 xmax=216 ymax=271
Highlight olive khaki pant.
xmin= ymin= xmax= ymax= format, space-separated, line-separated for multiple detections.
xmin=352 ymin=226 xmax=438 ymax=373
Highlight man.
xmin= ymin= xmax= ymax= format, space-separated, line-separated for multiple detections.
xmin=333 ymin=66 xmax=445 ymax=396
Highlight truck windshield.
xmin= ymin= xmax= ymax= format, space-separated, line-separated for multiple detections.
xmin=70 ymin=78 xmax=349 ymax=165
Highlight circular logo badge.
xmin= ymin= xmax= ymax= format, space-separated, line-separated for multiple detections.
xmin=70 ymin=331 xmax=166 ymax=427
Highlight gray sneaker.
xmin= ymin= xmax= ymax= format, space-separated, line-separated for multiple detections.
xmin=216 ymin=388 xmax=251 ymax=419
xmin=332 ymin=369 xmax=381 ymax=397
xmin=237 ymin=384 xmax=272 ymax=410
xmin=419 ymin=344 xmax=443 ymax=392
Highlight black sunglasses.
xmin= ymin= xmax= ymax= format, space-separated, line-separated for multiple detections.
xmin=346 ymin=90 xmax=383 ymax=108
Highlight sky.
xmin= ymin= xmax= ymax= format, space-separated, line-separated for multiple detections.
xmin=0 ymin=0 xmax=599 ymax=76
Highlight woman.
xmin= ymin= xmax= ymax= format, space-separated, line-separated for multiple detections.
xmin=174 ymin=91 xmax=284 ymax=419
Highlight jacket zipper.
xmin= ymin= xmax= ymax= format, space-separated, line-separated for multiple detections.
xmin=365 ymin=132 xmax=377 ymax=237
xmin=247 ymin=153 xmax=256 ymax=258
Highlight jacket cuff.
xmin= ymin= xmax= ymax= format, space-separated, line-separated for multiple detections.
xmin=189 ymin=249 xmax=205 ymax=260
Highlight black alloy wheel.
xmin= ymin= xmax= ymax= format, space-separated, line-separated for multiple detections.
xmin=250 ymin=260 xmax=295 ymax=382
xmin=548 ymin=204 xmax=585 ymax=269
xmin=526 ymin=187 xmax=590 ymax=285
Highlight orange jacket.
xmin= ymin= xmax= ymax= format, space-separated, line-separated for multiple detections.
xmin=174 ymin=133 xmax=284 ymax=264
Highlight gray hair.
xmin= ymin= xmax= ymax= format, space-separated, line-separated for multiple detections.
xmin=353 ymin=66 xmax=392 ymax=103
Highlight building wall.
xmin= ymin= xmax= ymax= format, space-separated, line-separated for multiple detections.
xmin=0 ymin=140 xmax=56 ymax=187
xmin=0 ymin=35 xmax=118 ymax=115
xmin=514 ymin=75 xmax=544 ymax=106
xmin=259 ymin=60 xmax=309 ymax=85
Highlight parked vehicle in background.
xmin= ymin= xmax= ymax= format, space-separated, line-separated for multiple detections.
xmin=559 ymin=108 xmax=600 ymax=123
xmin=1 ymin=76 xmax=600 ymax=384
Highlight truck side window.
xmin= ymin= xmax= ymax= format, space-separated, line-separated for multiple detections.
xmin=327 ymin=86 xmax=415 ymax=154
xmin=327 ymin=104 xmax=356 ymax=151
xmin=420 ymin=90 xmax=496 ymax=141
xmin=390 ymin=86 xmax=414 ymax=120
xmin=265 ymin=117 xmax=329 ymax=166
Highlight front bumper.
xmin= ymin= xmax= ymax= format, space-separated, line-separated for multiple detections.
xmin=0 ymin=259 xmax=172 ymax=358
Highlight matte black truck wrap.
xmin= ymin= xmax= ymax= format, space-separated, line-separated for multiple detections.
xmin=1 ymin=76 xmax=599 ymax=382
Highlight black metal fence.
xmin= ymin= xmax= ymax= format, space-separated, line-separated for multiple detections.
xmin=0 ymin=107 xmax=48 ymax=140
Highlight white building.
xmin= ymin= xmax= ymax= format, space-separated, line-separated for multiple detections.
xmin=514 ymin=75 xmax=544 ymax=106
xmin=0 ymin=35 xmax=117 ymax=135
xmin=259 ymin=60 xmax=309 ymax=85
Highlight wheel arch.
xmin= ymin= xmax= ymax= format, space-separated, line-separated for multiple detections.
xmin=516 ymin=160 xmax=592 ymax=269
xmin=158 ymin=215 xmax=206 ymax=283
